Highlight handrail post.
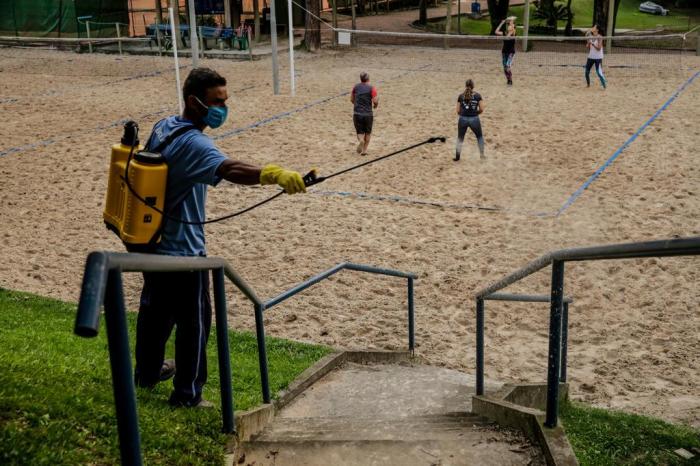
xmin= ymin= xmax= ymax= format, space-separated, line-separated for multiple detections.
xmin=213 ymin=268 xmax=235 ymax=434
xmin=104 ymin=269 xmax=142 ymax=466
xmin=545 ymin=260 xmax=565 ymax=428
xmin=476 ymin=298 xmax=484 ymax=396
xmin=407 ymin=277 xmax=415 ymax=353
xmin=560 ymin=301 xmax=569 ymax=383
xmin=254 ymin=303 xmax=271 ymax=403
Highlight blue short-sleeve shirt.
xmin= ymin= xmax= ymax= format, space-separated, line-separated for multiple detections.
xmin=144 ymin=115 xmax=228 ymax=257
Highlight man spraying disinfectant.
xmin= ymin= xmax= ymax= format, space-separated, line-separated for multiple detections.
xmin=130 ymin=68 xmax=306 ymax=407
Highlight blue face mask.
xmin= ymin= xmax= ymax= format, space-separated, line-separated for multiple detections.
xmin=195 ymin=97 xmax=228 ymax=129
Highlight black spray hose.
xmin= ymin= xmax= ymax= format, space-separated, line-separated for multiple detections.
xmin=203 ymin=136 xmax=447 ymax=223
xmin=305 ymin=136 xmax=447 ymax=187
xmin=126 ymin=136 xmax=446 ymax=225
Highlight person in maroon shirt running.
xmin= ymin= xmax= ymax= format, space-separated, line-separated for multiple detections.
xmin=350 ymin=72 xmax=379 ymax=156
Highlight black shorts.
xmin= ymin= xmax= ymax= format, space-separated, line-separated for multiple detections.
xmin=353 ymin=114 xmax=373 ymax=134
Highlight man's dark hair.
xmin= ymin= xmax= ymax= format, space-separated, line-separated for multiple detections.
xmin=183 ymin=67 xmax=227 ymax=102
xmin=360 ymin=72 xmax=369 ymax=82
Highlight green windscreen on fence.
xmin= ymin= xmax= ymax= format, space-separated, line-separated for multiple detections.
xmin=0 ymin=0 xmax=129 ymax=38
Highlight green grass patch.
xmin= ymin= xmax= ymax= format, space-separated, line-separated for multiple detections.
xmin=561 ymin=400 xmax=700 ymax=465
xmin=0 ymin=288 xmax=332 ymax=465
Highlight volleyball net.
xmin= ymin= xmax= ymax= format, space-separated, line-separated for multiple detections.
xmin=333 ymin=29 xmax=697 ymax=74
xmin=293 ymin=0 xmax=699 ymax=75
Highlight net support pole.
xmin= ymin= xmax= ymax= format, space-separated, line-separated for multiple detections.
xmin=224 ymin=0 xmax=233 ymax=27
xmin=270 ymin=0 xmax=281 ymax=95
xmin=605 ymin=0 xmax=614 ymax=54
xmin=287 ymin=0 xmax=296 ymax=96
xmin=198 ymin=26 xmax=204 ymax=58
xmin=155 ymin=18 xmax=163 ymax=56
xmin=187 ymin=0 xmax=200 ymax=67
xmin=457 ymin=0 xmax=460 ymax=35
xmin=169 ymin=7 xmax=184 ymax=115
xmin=115 ymin=23 xmax=123 ymax=55
xmin=523 ymin=0 xmax=530 ymax=52
xmin=86 ymin=21 xmax=93 ymax=53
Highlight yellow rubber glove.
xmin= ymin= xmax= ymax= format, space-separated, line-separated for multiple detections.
xmin=260 ymin=164 xmax=306 ymax=194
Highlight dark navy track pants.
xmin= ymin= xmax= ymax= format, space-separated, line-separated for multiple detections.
xmin=135 ymin=270 xmax=212 ymax=404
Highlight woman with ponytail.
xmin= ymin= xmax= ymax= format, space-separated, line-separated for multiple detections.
xmin=454 ymin=79 xmax=485 ymax=161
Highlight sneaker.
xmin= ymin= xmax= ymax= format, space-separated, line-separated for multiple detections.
xmin=356 ymin=142 xmax=363 ymax=153
xmin=454 ymin=154 xmax=460 ymax=161
xmin=159 ymin=359 xmax=176 ymax=382
xmin=194 ymin=399 xmax=215 ymax=409
xmin=135 ymin=359 xmax=176 ymax=389
xmin=361 ymin=152 xmax=367 ymax=156
xmin=169 ymin=393 xmax=215 ymax=409
xmin=507 ymin=79 xmax=513 ymax=86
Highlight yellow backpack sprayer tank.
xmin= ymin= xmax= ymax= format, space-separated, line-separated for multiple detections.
xmin=104 ymin=121 xmax=168 ymax=247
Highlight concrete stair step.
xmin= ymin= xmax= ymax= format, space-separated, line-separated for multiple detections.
xmin=239 ymin=438 xmax=538 ymax=466
xmin=258 ymin=413 xmax=495 ymax=442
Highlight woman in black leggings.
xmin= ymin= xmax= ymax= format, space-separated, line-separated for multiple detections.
xmin=455 ymin=79 xmax=485 ymax=161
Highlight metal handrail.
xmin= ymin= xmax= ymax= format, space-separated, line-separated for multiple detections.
xmin=473 ymin=236 xmax=700 ymax=429
xmin=262 ymin=261 xmax=417 ymax=351
xmin=475 ymin=236 xmax=700 ymax=299
xmin=74 ymin=251 xmax=416 ymax=466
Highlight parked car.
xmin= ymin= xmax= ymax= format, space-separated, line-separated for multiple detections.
xmin=639 ymin=1 xmax=669 ymax=15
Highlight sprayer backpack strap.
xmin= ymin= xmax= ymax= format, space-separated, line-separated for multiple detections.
xmin=141 ymin=123 xmax=200 ymax=250
xmin=148 ymin=124 xmax=199 ymax=153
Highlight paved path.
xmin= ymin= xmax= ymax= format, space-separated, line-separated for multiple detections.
xmin=238 ymin=362 xmax=544 ymax=465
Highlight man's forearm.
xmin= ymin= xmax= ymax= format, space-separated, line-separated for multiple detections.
xmin=217 ymin=160 xmax=262 ymax=185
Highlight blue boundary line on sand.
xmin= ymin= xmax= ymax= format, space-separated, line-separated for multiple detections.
xmin=0 ymin=67 xmax=422 ymax=157
xmin=0 ymin=109 xmax=170 ymax=158
xmin=556 ymin=69 xmax=700 ymax=216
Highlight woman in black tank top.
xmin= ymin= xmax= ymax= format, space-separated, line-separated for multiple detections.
xmin=496 ymin=16 xmax=517 ymax=85
xmin=454 ymin=79 xmax=485 ymax=161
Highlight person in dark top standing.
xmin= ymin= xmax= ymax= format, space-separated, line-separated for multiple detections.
xmin=350 ymin=72 xmax=379 ymax=156
xmin=496 ymin=16 xmax=517 ymax=86
xmin=454 ymin=79 xmax=485 ymax=161
xmin=134 ymin=67 xmax=307 ymax=408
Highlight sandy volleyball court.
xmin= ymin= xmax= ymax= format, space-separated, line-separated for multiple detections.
xmin=0 ymin=45 xmax=698 ymax=427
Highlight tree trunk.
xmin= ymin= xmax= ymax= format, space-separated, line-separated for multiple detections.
xmin=357 ymin=0 xmax=366 ymax=14
xmin=231 ymin=0 xmax=241 ymax=28
xmin=331 ymin=0 xmax=338 ymax=45
xmin=487 ymin=0 xmax=510 ymax=34
xmin=253 ymin=0 xmax=260 ymax=43
xmin=155 ymin=0 xmax=164 ymax=25
xmin=564 ymin=0 xmax=573 ymax=36
xmin=593 ymin=0 xmax=620 ymax=35
xmin=418 ymin=0 xmax=427 ymax=25
xmin=304 ymin=0 xmax=321 ymax=50
xmin=444 ymin=0 xmax=452 ymax=49
xmin=593 ymin=0 xmax=608 ymax=33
